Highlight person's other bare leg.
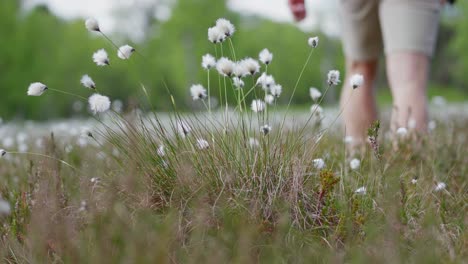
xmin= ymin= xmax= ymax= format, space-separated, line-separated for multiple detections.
xmin=341 ymin=59 xmax=379 ymax=148
xmin=386 ymin=52 xmax=429 ymax=132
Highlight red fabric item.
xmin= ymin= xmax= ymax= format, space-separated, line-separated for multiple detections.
xmin=289 ymin=0 xmax=306 ymax=21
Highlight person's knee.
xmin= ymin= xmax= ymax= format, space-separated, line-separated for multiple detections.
xmin=347 ymin=59 xmax=378 ymax=81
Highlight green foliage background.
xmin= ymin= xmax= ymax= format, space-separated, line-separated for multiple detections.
xmin=0 ymin=0 xmax=466 ymax=120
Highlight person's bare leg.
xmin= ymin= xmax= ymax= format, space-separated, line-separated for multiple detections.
xmin=386 ymin=52 xmax=429 ymax=132
xmin=341 ymin=59 xmax=379 ymax=148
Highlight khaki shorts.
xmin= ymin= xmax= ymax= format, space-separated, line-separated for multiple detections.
xmin=340 ymin=0 xmax=442 ymax=60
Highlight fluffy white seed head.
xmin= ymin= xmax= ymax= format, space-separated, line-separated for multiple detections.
xmin=264 ymin=94 xmax=275 ymax=105
xmin=313 ymin=158 xmax=325 ymax=170
xmin=88 ymin=93 xmax=111 ymax=114
xmin=177 ymin=121 xmax=191 ymax=138
xmin=241 ymin=58 xmax=260 ymax=76
xmin=157 ymin=145 xmax=165 ymax=157
xmin=350 ymin=158 xmax=361 ymax=170
xmin=233 ymin=77 xmax=245 ymax=89
xmin=80 ymin=74 xmax=96 ymax=89
xmin=434 ymin=182 xmax=446 ymax=192
xmin=248 ymin=137 xmax=260 ymax=148
xmin=350 ymin=74 xmax=364 ymax=89
xmin=260 ymin=124 xmax=272 ymax=135
xmin=117 ymin=45 xmax=135 ymax=60
xmin=327 ymin=70 xmax=340 ymax=86
xmin=93 ymin=49 xmax=109 ymax=66
xmin=216 ymin=18 xmax=235 ymax=37
xmin=233 ymin=61 xmax=249 ymax=78
xmin=259 ymin=48 xmax=273 ymax=65
xmin=270 ymin=84 xmax=282 ymax=98
xmin=0 ymin=149 xmax=6 ymax=158
xmin=85 ymin=18 xmax=100 ymax=32
xmin=216 ymin=57 xmax=235 ymax=77
xmin=190 ymin=84 xmax=207 ymax=100
xmin=308 ymin=36 xmax=319 ymax=48
xmin=0 ymin=198 xmax=11 ymax=216
xmin=355 ymin=186 xmax=367 ymax=195
xmin=344 ymin=136 xmax=353 ymax=144
xmin=396 ymin=127 xmax=408 ymax=137
xmin=196 ymin=138 xmax=210 ymax=150
xmin=428 ymin=120 xmax=436 ymax=131
xmin=256 ymin=73 xmax=275 ymax=91
xmin=208 ymin=26 xmax=225 ymax=44
xmin=309 ymin=87 xmax=322 ymax=101
xmin=202 ymin=54 xmax=216 ymax=70
xmin=411 ymin=178 xmax=418 ymax=184
xmin=251 ymin=99 xmax=266 ymax=113
xmin=27 ymin=82 xmax=48 ymax=96
xmin=310 ymin=104 xmax=323 ymax=117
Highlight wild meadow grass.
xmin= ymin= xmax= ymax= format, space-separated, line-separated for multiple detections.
xmin=0 ymin=17 xmax=467 ymax=263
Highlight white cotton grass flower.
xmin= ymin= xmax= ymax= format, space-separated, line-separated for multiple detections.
xmin=256 ymin=73 xmax=275 ymax=91
xmin=428 ymin=120 xmax=436 ymax=131
xmin=177 ymin=121 xmax=191 ymax=138
xmin=0 ymin=149 xmax=6 ymax=158
xmin=202 ymin=54 xmax=216 ymax=70
xmin=208 ymin=26 xmax=225 ymax=44
xmin=233 ymin=61 xmax=249 ymax=78
xmin=327 ymin=70 xmax=340 ymax=86
xmin=251 ymin=99 xmax=266 ymax=113
xmin=396 ymin=127 xmax=408 ymax=137
xmin=117 ymin=45 xmax=135 ymax=60
xmin=270 ymin=84 xmax=282 ymax=98
xmin=233 ymin=77 xmax=245 ymax=89
xmin=260 ymin=124 xmax=272 ymax=135
xmin=240 ymin=58 xmax=260 ymax=76
xmin=0 ymin=198 xmax=11 ymax=216
xmin=85 ymin=18 xmax=100 ymax=32
xmin=157 ymin=145 xmax=165 ymax=157
xmin=308 ymin=36 xmax=319 ymax=48
xmin=216 ymin=57 xmax=235 ymax=77
xmin=350 ymin=74 xmax=364 ymax=89
xmin=27 ymin=82 xmax=48 ymax=96
xmin=259 ymin=48 xmax=273 ymax=65
xmin=88 ymin=93 xmax=111 ymax=114
xmin=264 ymin=94 xmax=275 ymax=105
xmin=411 ymin=178 xmax=418 ymax=184
xmin=310 ymin=104 xmax=323 ymax=117
xmin=313 ymin=158 xmax=325 ymax=170
xmin=216 ymin=18 xmax=235 ymax=37
xmin=196 ymin=138 xmax=210 ymax=150
xmin=350 ymin=158 xmax=361 ymax=170
xmin=309 ymin=87 xmax=322 ymax=102
xmin=434 ymin=182 xmax=447 ymax=192
xmin=93 ymin=49 xmax=110 ymax=66
xmin=344 ymin=136 xmax=353 ymax=144
xmin=80 ymin=74 xmax=96 ymax=89
xmin=248 ymin=137 xmax=260 ymax=148
xmin=355 ymin=186 xmax=367 ymax=195
xmin=190 ymin=84 xmax=207 ymax=100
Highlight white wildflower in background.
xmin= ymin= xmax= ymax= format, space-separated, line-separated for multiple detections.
xmin=177 ymin=121 xmax=191 ymax=138
xmin=434 ymin=182 xmax=446 ymax=192
xmin=27 ymin=82 xmax=48 ymax=96
xmin=190 ymin=84 xmax=207 ymax=100
xmin=196 ymin=138 xmax=210 ymax=150
xmin=313 ymin=158 xmax=325 ymax=170
xmin=202 ymin=54 xmax=216 ymax=70
xmin=396 ymin=127 xmax=408 ymax=137
xmin=117 ymin=45 xmax=135 ymax=60
xmin=309 ymin=87 xmax=322 ymax=102
xmin=350 ymin=74 xmax=364 ymax=89
xmin=90 ymin=177 xmax=100 ymax=184
xmin=428 ymin=120 xmax=436 ymax=131
xmin=233 ymin=77 xmax=245 ymax=89
xmin=0 ymin=149 xmax=6 ymax=158
xmin=80 ymin=74 xmax=96 ymax=89
xmin=157 ymin=145 xmax=165 ymax=157
xmin=256 ymin=73 xmax=275 ymax=91
xmin=355 ymin=186 xmax=367 ymax=195
xmin=411 ymin=178 xmax=418 ymax=184
xmin=241 ymin=58 xmax=260 ymax=76
xmin=327 ymin=70 xmax=340 ymax=86
xmin=216 ymin=18 xmax=235 ymax=37
xmin=0 ymin=198 xmax=11 ymax=216
xmin=88 ymin=93 xmax=111 ymax=114
xmin=408 ymin=119 xmax=417 ymax=129
xmin=308 ymin=36 xmax=319 ymax=48
xmin=265 ymin=94 xmax=275 ymax=105
xmin=208 ymin=26 xmax=225 ymax=44
xmin=93 ymin=49 xmax=109 ymax=66
xmin=85 ymin=18 xmax=100 ymax=32
xmin=270 ymin=84 xmax=282 ymax=98
xmin=431 ymin=96 xmax=446 ymax=107
xmin=216 ymin=57 xmax=235 ymax=77
xmin=310 ymin=104 xmax=323 ymax=117
xmin=112 ymin=100 xmax=123 ymax=113
xmin=344 ymin=136 xmax=353 ymax=144
xmin=260 ymin=124 xmax=272 ymax=135
xmin=233 ymin=61 xmax=248 ymax=78
xmin=350 ymin=158 xmax=361 ymax=170
xmin=248 ymin=137 xmax=260 ymax=148
xmin=259 ymin=49 xmax=273 ymax=65
xmin=251 ymin=99 xmax=266 ymax=113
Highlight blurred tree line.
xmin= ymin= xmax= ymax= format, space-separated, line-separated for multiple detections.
xmin=0 ymin=0 xmax=465 ymax=120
